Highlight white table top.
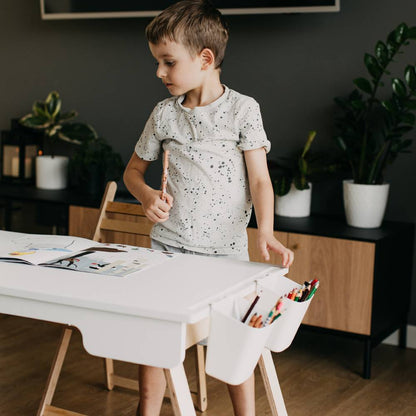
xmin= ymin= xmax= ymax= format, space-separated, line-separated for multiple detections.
xmin=0 ymin=232 xmax=286 ymax=324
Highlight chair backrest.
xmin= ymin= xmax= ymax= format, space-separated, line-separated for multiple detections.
xmin=92 ymin=181 xmax=153 ymax=248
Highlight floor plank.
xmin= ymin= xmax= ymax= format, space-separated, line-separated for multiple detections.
xmin=1 ymin=314 xmax=415 ymax=415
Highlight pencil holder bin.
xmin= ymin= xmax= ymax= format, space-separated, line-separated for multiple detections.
xmin=259 ymin=274 xmax=312 ymax=353
xmin=205 ymin=295 xmax=273 ymax=385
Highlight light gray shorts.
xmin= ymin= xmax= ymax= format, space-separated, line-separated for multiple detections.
xmin=151 ymin=239 xmax=249 ymax=262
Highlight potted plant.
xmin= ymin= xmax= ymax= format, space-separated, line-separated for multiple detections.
xmin=269 ymin=131 xmax=337 ymax=217
xmin=19 ymin=91 xmax=97 ymax=190
xmin=334 ymin=22 xmax=416 ymax=228
xmin=69 ymin=137 xmax=125 ymax=195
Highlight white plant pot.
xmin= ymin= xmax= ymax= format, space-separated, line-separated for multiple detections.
xmin=275 ymin=183 xmax=312 ymax=217
xmin=343 ymin=180 xmax=390 ymax=229
xmin=36 ymin=155 xmax=69 ymax=190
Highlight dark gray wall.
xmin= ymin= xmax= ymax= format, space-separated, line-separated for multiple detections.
xmin=1 ymin=1 xmax=416 ymax=324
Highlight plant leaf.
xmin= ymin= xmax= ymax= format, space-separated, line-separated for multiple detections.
xmin=394 ymin=22 xmax=408 ymax=43
xmin=301 ymin=130 xmax=317 ymax=158
xmin=392 ymin=78 xmax=407 ymax=97
xmin=375 ymin=41 xmax=389 ymax=65
xmin=298 ymin=158 xmax=308 ymax=177
xmin=19 ymin=114 xmax=51 ymax=129
xmin=59 ymin=111 xmax=78 ymax=122
xmin=59 ymin=123 xmax=97 ymax=145
xmin=274 ymin=177 xmax=292 ymax=197
xmin=334 ymin=136 xmax=348 ymax=152
xmin=364 ymin=53 xmax=383 ymax=79
xmin=351 ymin=99 xmax=366 ymax=110
xmin=353 ymin=77 xmax=373 ymax=94
xmin=32 ymin=101 xmax=49 ymax=119
xmin=45 ymin=91 xmax=61 ymax=119
xmin=405 ymin=65 xmax=416 ymax=91
xmin=293 ymin=176 xmax=310 ymax=191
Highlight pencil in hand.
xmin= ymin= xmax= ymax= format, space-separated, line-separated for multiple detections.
xmin=161 ymin=150 xmax=170 ymax=202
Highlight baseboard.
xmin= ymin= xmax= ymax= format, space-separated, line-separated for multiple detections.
xmin=382 ymin=325 xmax=416 ymax=349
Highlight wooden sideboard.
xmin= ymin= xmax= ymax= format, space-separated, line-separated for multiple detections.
xmin=69 ymin=206 xmax=414 ymax=378
xmin=249 ymin=215 xmax=414 ymax=378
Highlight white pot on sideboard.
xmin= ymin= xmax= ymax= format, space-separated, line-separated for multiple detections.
xmin=275 ymin=183 xmax=312 ymax=218
xmin=36 ymin=155 xmax=69 ymax=190
xmin=343 ymin=180 xmax=390 ymax=229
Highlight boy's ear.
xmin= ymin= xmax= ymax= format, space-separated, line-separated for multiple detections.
xmin=200 ymin=48 xmax=215 ymax=69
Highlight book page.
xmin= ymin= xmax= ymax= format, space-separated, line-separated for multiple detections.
xmin=41 ymin=243 xmax=177 ymax=277
xmin=0 ymin=234 xmax=96 ymax=265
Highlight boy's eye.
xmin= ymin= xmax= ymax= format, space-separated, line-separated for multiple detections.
xmin=165 ymin=61 xmax=175 ymax=67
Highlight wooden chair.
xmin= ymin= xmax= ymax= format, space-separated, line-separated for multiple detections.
xmin=37 ymin=181 xmax=208 ymax=416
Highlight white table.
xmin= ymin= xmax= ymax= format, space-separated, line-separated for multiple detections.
xmin=0 ymin=231 xmax=288 ymax=415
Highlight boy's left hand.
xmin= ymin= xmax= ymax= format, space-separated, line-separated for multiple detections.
xmin=257 ymin=233 xmax=294 ymax=268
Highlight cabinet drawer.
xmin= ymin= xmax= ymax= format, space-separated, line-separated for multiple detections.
xmin=286 ymin=234 xmax=375 ymax=335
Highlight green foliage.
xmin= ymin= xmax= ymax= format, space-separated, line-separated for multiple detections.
xmin=19 ymin=91 xmax=97 ymax=156
xmin=269 ymin=131 xmax=338 ymax=197
xmin=334 ymin=22 xmax=416 ymax=184
xmin=69 ymin=137 xmax=125 ymax=195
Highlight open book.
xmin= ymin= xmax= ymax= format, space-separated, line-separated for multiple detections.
xmin=0 ymin=232 xmax=177 ymax=277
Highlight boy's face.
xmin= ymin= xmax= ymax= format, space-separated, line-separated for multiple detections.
xmin=149 ymin=39 xmax=206 ymax=96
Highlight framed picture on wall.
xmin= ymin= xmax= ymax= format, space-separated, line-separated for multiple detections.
xmin=40 ymin=0 xmax=340 ymax=19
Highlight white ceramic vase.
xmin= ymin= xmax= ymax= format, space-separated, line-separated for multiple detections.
xmin=343 ymin=180 xmax=390 ymax=228
xmin=36 ymin=155 xmax=69 ymax=190
xmin=275 ymin=183 xmax=312 ymax=218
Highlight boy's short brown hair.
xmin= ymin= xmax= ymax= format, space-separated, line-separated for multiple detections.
xmin=145 ymin=0 xmax=229 ymax=68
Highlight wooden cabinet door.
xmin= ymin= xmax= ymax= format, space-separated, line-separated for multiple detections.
xmin=286 ymin=233 xmax=375 ymax=335
xmin=247 ymin=228 xmax=288 ymax=266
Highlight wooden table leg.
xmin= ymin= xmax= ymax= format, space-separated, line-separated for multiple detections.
xmin=164 ymin=364 xmax=197 ymax=416
xmin=37 ymin=327 xmax=73 ymax=416
xmin=258 ymin=349 xmax=288 ymax=416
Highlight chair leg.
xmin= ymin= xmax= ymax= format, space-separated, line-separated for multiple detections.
xmin=104 ymin=358 xmax=115 ymax=390
xmin=37 ymin=327 xmax=73 ymax=416
xmin=104 ymin=358 xmax=140 ymax=391
xmin=194 ymin=344 xmax=208 ymax=412
xmin=103 ymin=346 xmax=207 ymax=412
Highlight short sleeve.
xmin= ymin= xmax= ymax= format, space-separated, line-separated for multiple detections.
xmin=237 ymin=98 xmax=271 ymax=153
xmin=134 ymin=104 xmax=163 ymax=161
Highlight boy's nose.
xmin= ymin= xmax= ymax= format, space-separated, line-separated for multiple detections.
xmin=156 ymin=66 xmax=165 ymax=79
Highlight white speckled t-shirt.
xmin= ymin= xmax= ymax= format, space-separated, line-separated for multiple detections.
xmin=135 ymin=86 xmax=271 ymax=255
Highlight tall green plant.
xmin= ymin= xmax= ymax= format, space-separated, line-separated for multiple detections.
xmin=19 ymin=91 xmax=97 ymax=157
xmin=334 ymin=22 xmax=416 ymax=184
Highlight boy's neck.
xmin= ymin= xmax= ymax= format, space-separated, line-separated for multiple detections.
xmin=182 ymin=73 xmax=224 ymax=109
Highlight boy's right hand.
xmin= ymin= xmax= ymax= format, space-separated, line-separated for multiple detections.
xmin=141 ymin=188 xmax=173 ymax=223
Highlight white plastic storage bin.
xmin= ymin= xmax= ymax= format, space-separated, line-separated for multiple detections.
xmin=259 ymin=273 xmax=312 ymax=353
xmin=205 ymin=293 xmax=275 ymax=385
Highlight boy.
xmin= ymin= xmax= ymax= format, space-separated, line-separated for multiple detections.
xmin=124 ymin=1 xmax=294 ymax=414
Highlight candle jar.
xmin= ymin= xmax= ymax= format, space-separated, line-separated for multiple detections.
xmin=1 ymin=121 xmax=41 ymax=183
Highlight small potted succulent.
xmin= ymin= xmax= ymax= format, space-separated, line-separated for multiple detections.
xmin=334 ymin=22 xmax=416 ymax=228
xmin=269 ymin=131 xmax=337 ymax=217
xmin=19 ymin=91 xmax=97 ymax=190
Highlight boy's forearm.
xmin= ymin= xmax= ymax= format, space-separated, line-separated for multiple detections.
xmin=123 ymin=163 xmax=152 ymax=205
xmin=250 ymin=179 xmax=275 ymax=235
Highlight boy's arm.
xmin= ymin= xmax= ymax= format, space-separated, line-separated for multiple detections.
xmin=244 ymin=148 xmax=294 ymax=267
xmin=123 ymin=152 xmax=173 ymax=223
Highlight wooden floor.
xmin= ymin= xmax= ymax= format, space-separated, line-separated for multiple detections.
xmin=1 ymin=314 xmax=416 ymax=416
